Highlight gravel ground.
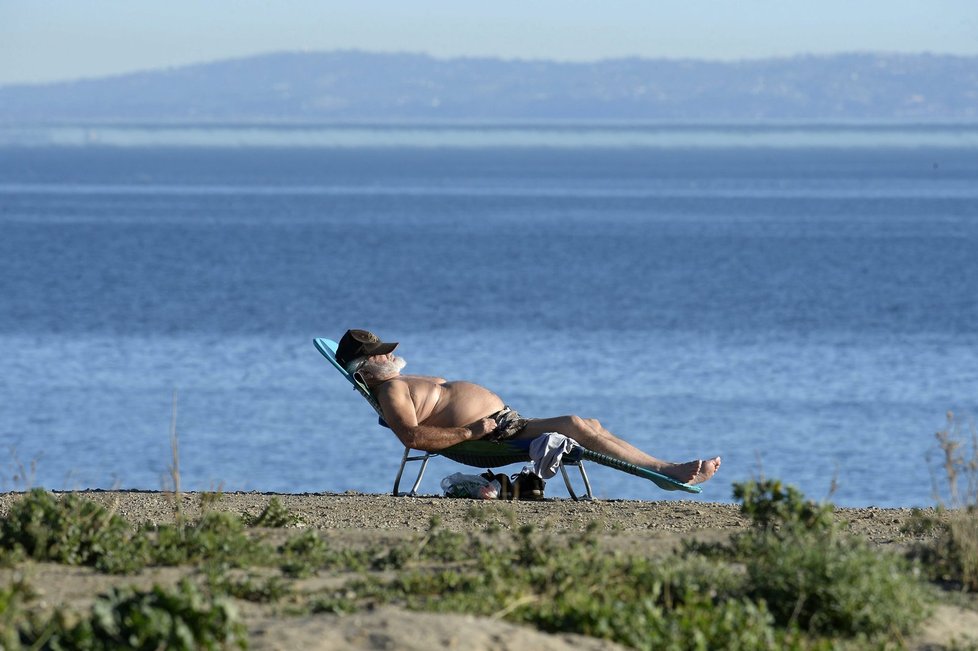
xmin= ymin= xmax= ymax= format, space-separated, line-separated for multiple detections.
xmin=0 ymin=489 xmax=935 ymax=542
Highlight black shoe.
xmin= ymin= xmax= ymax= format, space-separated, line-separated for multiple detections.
xmin=511 ymin=470 xmax=545 ymax=501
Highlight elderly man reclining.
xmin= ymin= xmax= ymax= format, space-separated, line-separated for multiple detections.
xmin=336 ymin=329 xmax=721 ymax=486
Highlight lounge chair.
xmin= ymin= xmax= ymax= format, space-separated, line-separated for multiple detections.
xmin=314 ymin=338 xmax=702 ymax=499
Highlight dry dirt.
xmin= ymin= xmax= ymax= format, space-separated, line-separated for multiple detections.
xmin=1 ymin=490 xmax=975 ymax=650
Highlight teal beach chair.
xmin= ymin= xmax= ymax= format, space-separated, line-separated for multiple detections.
xmin=314 ymin=338 xmax=702 ymax=499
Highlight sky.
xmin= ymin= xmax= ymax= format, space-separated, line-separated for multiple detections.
xmin=1 ymin=0 xmax=977 ymax=86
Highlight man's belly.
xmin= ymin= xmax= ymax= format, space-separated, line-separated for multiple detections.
xmin=422 ymin=381 xmax=506 ymax=428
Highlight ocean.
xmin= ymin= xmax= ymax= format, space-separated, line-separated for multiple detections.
xmin=1 ymin=124 xmax=976 ymax=506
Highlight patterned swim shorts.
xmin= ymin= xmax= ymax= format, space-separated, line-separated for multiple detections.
xmin=485 ymin=406 xmax=530 ymax=442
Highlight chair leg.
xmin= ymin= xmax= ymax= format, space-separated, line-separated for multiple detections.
xmin=408 ymin=453 xmax=431 ymax=496
xmin=576 ymin=461 xmax=594 ymax=500
xmin=559 ymin=464 xmax=579 ymax=500
xmin=393 ymin=447 xmax=434 ymax=496
xmin=392 ymin=448 xmax=410 ymax=496
xmin=559 ymin=461 xmax=595 ymax=501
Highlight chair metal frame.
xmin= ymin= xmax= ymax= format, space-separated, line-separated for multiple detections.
xmin=392 ymin=445 xmax=594 ymax=500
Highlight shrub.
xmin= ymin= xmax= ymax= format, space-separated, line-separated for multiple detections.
xmin=741 ymin=526 xmax=929 ymax=636
xmin=732 ymin=480 xmax=930 ymax=637
xmin=279 ymin=529 xmax=330 ymax=578
xmin=278 ymin=529 xmax=412 ymax=578
xmin=143 ymin=511 xmax=265 ymax=568
xmin=512 ymin=556 xmax=785 ymax=651
xmin=0 ymin=488 xmax=141 ymax=573
xmin=910 ymin=508 xmax=978 ymax=591
xmin=16 ymin=580 xmax=246 ymax=650
xmin=206 ymin=571 xmax=292 ymax=604
xmin=636 ymin=596 xmax=792 ymax=651
xmin=415 ymin=518 xmax=470 ymax=562
xmin=0 ymin=578 xmax=35 ymax=650
xmin=733 ymin=479 xmax=834 ymax=533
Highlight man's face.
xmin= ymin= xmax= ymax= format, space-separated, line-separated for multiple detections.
xmin=365 ymin=353 xmax=395 ymax=365
xmin=359 ymin=353 xmax=406 ymax=381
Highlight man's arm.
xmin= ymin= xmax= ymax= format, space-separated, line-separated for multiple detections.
xmin=377 ymin=380 xmax=495 ymax=452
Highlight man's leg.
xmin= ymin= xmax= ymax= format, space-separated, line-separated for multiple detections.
xmin=517 ymin=415 xmax=720 ymax=485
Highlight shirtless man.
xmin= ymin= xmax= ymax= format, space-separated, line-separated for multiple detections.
xmin=336 ymin=329 xmax=721 ymax=486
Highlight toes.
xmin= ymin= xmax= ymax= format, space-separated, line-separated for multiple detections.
xmin=689 ymin=457 xmax=721 ymax=485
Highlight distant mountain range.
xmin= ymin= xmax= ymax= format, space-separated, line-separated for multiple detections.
xmin=1 ymin=51 xmax=976 ymax=123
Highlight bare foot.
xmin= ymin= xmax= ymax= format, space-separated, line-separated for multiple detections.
xmin=661 ymin=456 xmax=721 ymax=485
xmin=690 ymin=456 xmax=721 ymax=485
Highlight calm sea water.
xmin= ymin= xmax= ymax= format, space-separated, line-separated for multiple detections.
xmin=1 ymin=126 xmax=977 ymax=506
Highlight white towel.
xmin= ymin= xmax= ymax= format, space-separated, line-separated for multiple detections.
xmin=528 ymin=433 xmax=579 ymax=479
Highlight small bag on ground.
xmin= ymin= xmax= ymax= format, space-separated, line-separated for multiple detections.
xmin=441 ymin=472 xmax=491 ymax=498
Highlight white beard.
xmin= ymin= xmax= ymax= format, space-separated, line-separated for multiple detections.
xmin=362 ymin=356 xmax=406 ymax=379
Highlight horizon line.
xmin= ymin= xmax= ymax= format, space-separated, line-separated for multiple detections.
xmin=4 ymin=48 xmax=975 ymax=90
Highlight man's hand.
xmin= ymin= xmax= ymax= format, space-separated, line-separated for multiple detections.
xmin=467 ymin=417 xmax=498 ymax=440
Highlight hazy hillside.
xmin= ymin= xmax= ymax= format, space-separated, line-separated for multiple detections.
xmin=0 ymin=51 xmax=975 ymax=123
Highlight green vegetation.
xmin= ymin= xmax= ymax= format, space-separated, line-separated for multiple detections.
xmin=0 ymin=490 xmax=271 ymax=574
xmin=277 ymin=526 xmax=414 ymax=578
xmin=932 ymin=411 xmax=978 ymax=509
xmin=0 ymin=488 xmax=138 ymax=573
xmin=302 ymin=485 xmax=929 ymax=649
xmin=733 ymin=478 xmax=834 ymax=531
xmin=0 ymin=578 xmax=36 ymax=650
xmin=354 ymin=530 xmax=794 ymax=651
xmin=905 ymin=506 xmax=978 ymax=593
xmin=205 ymin=572 xmax=291 ymax=604
xmin=905 ymin=411 xmax=978 ymax=592
xmin=0 ymin=474 xmax=958 ymax=650
xmin=277 ymin=527 xmax=330 ymax=578
xmin=5 ymin=580 xmax=245 ymax=651
xmin=143 ymin=511 xmax=265 ymax=568
xmin=731 ymin=480 xmax=929 ymax=636
xmin=242 ymin=497 xmax=302 ymax=528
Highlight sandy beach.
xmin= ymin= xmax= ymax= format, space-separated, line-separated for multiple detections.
xmin=2 ymin=491 xmax=975 ymax=650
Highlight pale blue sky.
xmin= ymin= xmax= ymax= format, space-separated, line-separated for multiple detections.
xmin=1 ymin=0 xmax=976 ymax=85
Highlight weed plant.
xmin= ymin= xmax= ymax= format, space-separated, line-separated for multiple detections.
xmin=905 ymin=508 xmax=978 ymax=592
xmin=278 ymin=529 xmax=331 ymax=577
xmin=0 ymin=488 xmax=139 ymax=573
xmin=729 ymin=479 xmax=930 ymax=637
xmin=0 ymin=490 xmax=276 ymax=574
xmin=932 ymin=411 xmax=978 ymax=508
xmin=278 ymin=528 xmax=412 ymax=578
xmin=205 ymin=571 xmax=292 ymax=604
xmin=10 ymin=580 xmax=245 ymax=650
xmin=242 ymin=497 xmax=302 ymax=528
xmin=733 ymin=479 xmax=834 ymax=531
xmin=908 ymin=412 xmax=978 ymax=592
xmin=142 ymin=511 xmax=267 ymax=568
xmin=0 ymin=578 xmax=35 ymax=649
xmin=738 ymin=518 xmax=927 ymax=635
xmin=412 ymin=516 xmax=470 ymax=562
xmin=198 ymin=490 xmax=225 ymax=513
